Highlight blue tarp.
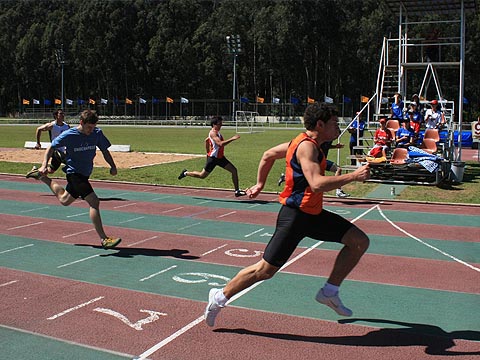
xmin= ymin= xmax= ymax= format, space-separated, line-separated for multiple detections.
xmin=418 ymin=130 xmax=472 ymax=147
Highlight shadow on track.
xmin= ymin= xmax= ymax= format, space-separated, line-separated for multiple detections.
xmin=75 ymin=244 xmax=199 ymax=260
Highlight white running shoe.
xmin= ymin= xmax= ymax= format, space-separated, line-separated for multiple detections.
xmin=315 ymin=288 xmax=353 ymax=317
xmin=336 ymin=189 xmax=350 ymax=198
xmin=205 ymin=288 xmax=224 ymax=327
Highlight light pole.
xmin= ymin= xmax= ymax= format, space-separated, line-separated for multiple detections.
xmin=226 ymin=35 xmax=242 ymax=123
xmin=55 ymin=44 xmax=66 ymax=110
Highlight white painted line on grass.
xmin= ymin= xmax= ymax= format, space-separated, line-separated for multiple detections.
xmin=244 ymin=228 xmax=264 ymax=238
xmin=136 ymin=203 xmax=379 ymax=359
xmin=7 ymin=222 xmax=43 ymax=230
xmin=57 ymin=254 xmax=101 ymax=268
xmin=217 ymin=211 xmax=236 ymax=219
xmin=0 ymin=244 xmax=34 ymax=254
xmin=47 ymin=296 xmax=104 ymax=320
xmin=201 ymin=244 xmax=228 ymax=256
xmin=0 ymin=280 xmax=18 ymax=287
xmin=377 ymin=205 xmax=480 ymax=272
xmin=118 ymin=216 xmax=145 ymax=224
xmin=62 ymin=228 xmax=95 ymax=238
xmin=139 ymin=265 xmax=178 ymax=282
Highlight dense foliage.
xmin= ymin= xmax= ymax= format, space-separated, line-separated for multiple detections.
xmin=0 ymin=0 xmax=478 ymax=117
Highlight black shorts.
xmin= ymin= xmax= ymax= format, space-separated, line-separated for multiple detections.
xmin=263 ymin=205 xmax=354 ymax=267
xmin=65 ymin=173 xmax=94 ymax=199
xmin=50 ymin=150 xmax=66 ymax=172
xmin=204 ymin=156 xmax=232 ymax=173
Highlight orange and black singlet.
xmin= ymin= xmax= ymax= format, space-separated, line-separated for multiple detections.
xmin=279 ymin=132 xmax=326 ymax=215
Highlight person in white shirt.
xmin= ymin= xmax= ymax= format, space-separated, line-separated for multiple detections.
xmin=424 ymin=100 xmax=445 ymax=129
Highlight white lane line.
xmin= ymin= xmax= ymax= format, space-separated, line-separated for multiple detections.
xmin=201 ymin=244 xmax=228 ymax=256
xmin=66 ymin=212 xmax=89 ymax=218
xmin=7 ymin=222 xmax=44 ymax=230
xmin=128 ymin=236 xmax=158 ymax=247
xmin=113 ymin=202 xmax=137 ymax=209
xmin=136 ymin=203 xmax=379 ymax=359
xmin=62 ymin=229 xmax=95 ymax=238
xmin=244 ymin=228 xmax=264 ymax=238
xmin=216 ymin=211 xmax=236 ymax=219
xmin=162 ymin=207 xmax=184 ymax=214
xmin=57 ymin=254 xmax=101 ymax=268
xmin=152 ymin=195 xmax=171 ymax=201
xmin=377 ymin=205 xmax=480 ymax=272
xmin=247 ymin=203 xmax=261 ymax=209
xmin=139 ymin=265 xmax=178 ymax=282
xmin=0 ymin=280 xmax=18 ymax=287
xmin=118 ymin=216 xmax=145 ymax=224
xmin=196 ymin=200 xmax=211 ymax=205
xmin=19 ymin=206 xmax=49 ymax=213
xmin=0 ymin=244 xmax=34 ymax=254
xmin=47 ymin=296 xmax=104 ymax=320
xmin=178 ymin=222 xmax=201 ymax=231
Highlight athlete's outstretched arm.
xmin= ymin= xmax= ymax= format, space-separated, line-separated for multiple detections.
xmin=247 ymin=142 xmax=288 ymax=198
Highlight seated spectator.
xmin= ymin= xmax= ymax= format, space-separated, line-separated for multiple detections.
xmin=407 ymin=104 xmax=423 ymax=145
xmin=347 ymin=112 xmax=367 ymax=165
xmin=396 ymin=121 xmax=414 ymax=148
xmin=424 ymin=100 xmax=445 ymax=129
xmin=390 ymin=92 xmax=404 ymax=122
xmin=367 ymin=118 xmax=392 ymax=162
xmin=411 ymin=93 xmax=424 ymax=117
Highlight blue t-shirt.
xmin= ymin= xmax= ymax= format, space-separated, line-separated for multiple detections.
xmin=391 ymin=101 xmax=404 ymax=120
xmin=396 ymin=127 xmax=414 ymax=146
xmin=349 ymin=120 xmax=366 ymax=143
xmin=51 ymin=127 xmax=111 ymax=177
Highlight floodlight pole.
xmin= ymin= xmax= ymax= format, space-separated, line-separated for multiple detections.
xmin=226 ymin=35 xmax=241 ymax=123
xmin=55 ymin=44 xmax=66 ymax=110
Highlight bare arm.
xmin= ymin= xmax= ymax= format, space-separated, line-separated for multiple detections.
xmin=298 ymin=141 xmax=370 ymax=193
xmin=101 ymin=150 xmax=117 ymax=176
xmin=246 ymin=142 xmax=289 ymax=198
xmin=35 ymin=122 xmax=54 ymax=149
xmin=210 ymin=129 xmax=240 ymax=147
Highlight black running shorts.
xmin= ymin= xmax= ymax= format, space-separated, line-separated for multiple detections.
xmin=204 ymin=156 xmax=232 ymax=173
xmin=263 ymin=205 xmax=354 ymax=267
xmin=65 ymin=173 xmax=94 ymax=199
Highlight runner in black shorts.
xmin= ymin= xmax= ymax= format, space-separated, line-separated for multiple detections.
xmin=204 ymin=102 xmax=371 ymax=327
xmin=178 ymin=116 xmax=246 ymax=197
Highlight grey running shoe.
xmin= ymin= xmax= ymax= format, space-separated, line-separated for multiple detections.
xmin=235 ymin=190 xmax=246 ymax=197
xmin=336 ymin=189 xmax=350 ymax=198
xmin=315 ymin=288 xmax=352 ymax=317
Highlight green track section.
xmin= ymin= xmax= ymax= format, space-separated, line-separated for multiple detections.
xmin=1 ymin=179 xmax=479 ymax=227
xmin=0 ymin=235 xmax=478 ymax=335
xmin=0 ymin=326 xmax=131 ymax=359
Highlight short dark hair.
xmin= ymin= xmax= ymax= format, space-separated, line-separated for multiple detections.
xmin=210 ymin=116 xmax=223 ymax=127
xmin=303 ymin=102 xmax=338 ymax=130
xmin=53 ymin=109 xmax=64 ymax=119
xmin=80 ymin=109 xmax=99 ymax=124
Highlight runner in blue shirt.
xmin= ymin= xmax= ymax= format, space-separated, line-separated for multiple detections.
xmin=26 ymin=109 xmax=121 ymax=249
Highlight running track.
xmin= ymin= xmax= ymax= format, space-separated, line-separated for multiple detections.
xmin=0 ymin=173 xmax=479 ymax=359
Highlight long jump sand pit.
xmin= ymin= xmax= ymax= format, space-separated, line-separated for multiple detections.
xmin=0 ymin=148 xmax=202 ymax=169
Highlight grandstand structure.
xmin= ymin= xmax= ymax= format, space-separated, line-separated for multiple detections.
xmin=345 ymin=0 xmax=477 ymax=185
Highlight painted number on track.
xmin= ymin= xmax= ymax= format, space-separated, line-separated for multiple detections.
xmin=172 ymin=272 xmax=230 ymax=287
xmin=225 ymin=248 xmax=263 ymax=258
xmin=94 ymin=308 xmax=167 ymax=331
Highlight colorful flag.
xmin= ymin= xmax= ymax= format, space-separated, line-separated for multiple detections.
xmin=139 ymin=97 xmax=147 ymax=104
xmin=55 ymin=98 xmax=61 ymax=105
xmin=256 ymin=96 xmax=264 ymax=104
xmin=240 ymin=97 xmax=250 ymax=103
xmin=463 ymin=97 xmax=469 ymax=104
xmin=307 ymin=97 xmax=315 ymax=104
xmin=324 ymin=95 xmax=333 ymax=103
xmin=166 ymin=97 xmax=174 ymax=103
xmin=66 ymin=98 xmax=73 ymax=105
xmin=343 ymin=96 xmax=352 ymax=103
xmin=44 ymin=99 xmax=52 ymax=105
xmin=361 ymin=95 xmax=369 ymax=103
xmin=101 ymin=98 xmax=108 ymax=104
xmin=77 ymin=99 xmax=85 ymax=105
xmin=89 ymin=98 xmax=96 ymax=105
xmin=290 ymin=96 xmax=299 ymax=104
xmin=180 ymin=97 xmax=189 ymax=104
xmin=152 ymin=97 xmax=159 ymax=104
xmin=22 ymin=99 xmax=30 ymax=105
xmin=126 ymin=98 xmax=133 ymax=105
xmin=33 ymin=99 xmax=40 ymax=105
xmin=113 ymin=98 xmax=119 ymax=105
xmin=273 ymin=97 xmax=280 ymax=104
